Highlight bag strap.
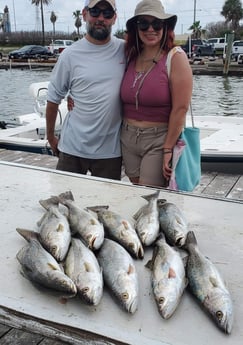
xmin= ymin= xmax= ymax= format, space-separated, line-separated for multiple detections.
xmin=166 ymin=47 xmax=195 ymax=128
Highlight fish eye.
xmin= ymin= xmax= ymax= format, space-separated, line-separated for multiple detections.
xmin=216 ymin=310 xmax=223 ymax=320
xmin=82 ymin=287 xmax=90 ymax=293
xmin=159 ymin=297 xmax=165 ymax=304
xmin=122 ymin=292 xmax=129 ymax=300
xmin=51 ymin=245 xmax=57 ymax=253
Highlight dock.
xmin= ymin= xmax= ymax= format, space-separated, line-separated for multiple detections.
xmin=1 ymin=58 xmax=243 ymax=75
xmin=0 ymin=149 xmax=243 ymax=345
xmin=0 ymin=148 xmax=243 ymax=202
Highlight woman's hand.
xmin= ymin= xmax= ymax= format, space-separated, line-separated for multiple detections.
xmin=163 ymin=152 xmax=173 ymax=180
xmin=67 ymin=96 xmax=74 ymax=111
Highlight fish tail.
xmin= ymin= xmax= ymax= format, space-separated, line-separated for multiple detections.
xmin=86 ymin=205 xmax=109 ymax=213
xmin=39 ymin=196 xmax=59 ymax=210
xmin=58 ymin=190 xmax=74 ymax=202
xmin=16 ymin=228 xmax=39 ymax=242
xmin=141 ymin=190 xmax=160 ymax=201
xmin=185 ymin=230 xmax=197 ymax=250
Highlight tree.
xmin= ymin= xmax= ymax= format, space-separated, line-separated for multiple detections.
xmin=221 ymin=0 xmax=243 ymax=31
xmin=73 ymin=10 xmax=82 ymax=37
xmin=188 ymin=20 xmax=204 ymax=39
xmin=50 ymin=11 xmax=57 ymax=37
xmin=30 ymin=0 xmax=52 ymax=46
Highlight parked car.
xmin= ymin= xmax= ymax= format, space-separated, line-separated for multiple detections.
xmin=47 ymin=39 xmax=74 ymax=55
xmin=207 ymin=37 xmax=227 ymax=54
xmin=8 ymin=45 xmax=53 ymax=60
xmin=231 ymin=40 xmax=243 ymax=61
xmin=181 ymin=38 xmax=215 ymax=58
xmin=238 ymin=54 xmax=243 ymax=65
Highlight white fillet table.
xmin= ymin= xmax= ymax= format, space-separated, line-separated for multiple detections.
xmin=0 ymin=161 xmax=242 ymax=345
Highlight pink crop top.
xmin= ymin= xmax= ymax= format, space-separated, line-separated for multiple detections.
xmin=120 ymin=54 xmax=171 ymax=123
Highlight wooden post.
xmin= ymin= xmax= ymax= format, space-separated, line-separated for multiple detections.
xmin=223 ymin=32 xmax=234 ymax=75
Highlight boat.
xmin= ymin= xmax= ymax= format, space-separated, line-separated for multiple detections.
xmin=0 ymin=82 xmax=242 ymax=172
xmin=0 ymin=81 xmax=68 ymax=155
xmin=197 ymin=115 xmax=243 ymax=173
xmin=0 ymin=162 xmax=242 ymax=344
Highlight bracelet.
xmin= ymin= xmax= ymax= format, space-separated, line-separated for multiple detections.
xmin=162 ymin=148 xmax=173 ymax=154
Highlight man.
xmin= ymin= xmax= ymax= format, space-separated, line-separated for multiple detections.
xmin=46 ymin=0 xmax=125 ymax=180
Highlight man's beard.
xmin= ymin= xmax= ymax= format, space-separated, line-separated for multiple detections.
xmin=86 ymin=22 xmax=112 ymax=41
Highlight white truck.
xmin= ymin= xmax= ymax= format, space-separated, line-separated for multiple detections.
xmin=47 ymin=39 xmax=74 ymax=55
xmin=207 ymin=37 xmax=227 ymax=54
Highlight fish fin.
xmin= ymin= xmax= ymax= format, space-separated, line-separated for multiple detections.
xmin=56 ymin=223 xmax=65 ymax=232
xmin=122 ymin=220 xmax=130 ymax=230
xmin=168 ymin=267 xmax=176 ymax=278
xmin=47 ymin=262 xmax=59 ymax=271
xmin=84 ymin=262 xmax=94 ymax=272
xmin=145 ymin=245 xmax=159 ymax=270
xmin=39 ymin=196 xmax=59 ymax=210
xmin=141 ymin=190 xmax=160 ymax=201
xmin=16 ymin=228 xmax=39 ymax=242
xmin=209 ymin=276 xmax=219 ymax=288
xmin=127 ymin=264 xmax=135 ymax=274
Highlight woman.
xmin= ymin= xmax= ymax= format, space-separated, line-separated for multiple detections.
xmin=120 ymin=0 xmax=193 ymax=187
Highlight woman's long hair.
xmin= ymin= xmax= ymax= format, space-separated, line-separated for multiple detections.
xmin=125 ymin=20 xmax=176 ymax=62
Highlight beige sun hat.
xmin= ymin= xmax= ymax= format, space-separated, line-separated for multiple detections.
xmin=126 ymin=0 xmax=177 ymax=31
xmin=84 ymin=0 xmax=116 ymax=10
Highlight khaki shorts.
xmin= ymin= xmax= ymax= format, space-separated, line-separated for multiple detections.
xmin=121 ymin=122 xmax=168 ymax=187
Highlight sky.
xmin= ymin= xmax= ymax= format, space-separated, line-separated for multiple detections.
xmin=0 ymin=0 xmax=239 ymax=38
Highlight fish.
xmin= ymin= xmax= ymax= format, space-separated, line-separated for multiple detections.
xmin=185 ymin=231 xmax=234 ymax=334
xmin=87 ymin=206 xmax=144 ymax=259
xmin=158 ymin=199 xmax=188 ymax=247
xmin=133 ymin=190 xmax=160 ymax=246
xmin=16 ymin=229 xmax=77 ymax=297
xmin=97 ymin=238 xmax=139 ymax=314
xmin=146 ymin=234 xmax=187 ymax=319
xmin=40 ymin=191 xmax=104 ymax=250
xmin=64 ymin=237 xmax=103 ymax=306
xmin=37 ymin=201 xmax=71 ymax=262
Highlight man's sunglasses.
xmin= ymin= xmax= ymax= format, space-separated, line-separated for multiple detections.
xmin=88 ymin=7 xmax=115 ymax=19
xmin=137 ymin=19 xmax=164 ymax=31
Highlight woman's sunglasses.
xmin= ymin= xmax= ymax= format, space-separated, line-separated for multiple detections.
xmin=137 ymin=19 xmax=164 ymax=32
xmin=88 ymin=7 xmax=115 ymax=19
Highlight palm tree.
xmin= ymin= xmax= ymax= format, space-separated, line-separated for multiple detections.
xmin=188 ymin=21 xmax=202 ymax=39
xmin=221 ymin=0 xmax=243 ymax=31
xmin=73 ymin=10 xmax=82 ymax=37
xmin=30 ymin=0 xmax=52 ymax=46
xmin=50 ymin=11 xmax=57 ymax=37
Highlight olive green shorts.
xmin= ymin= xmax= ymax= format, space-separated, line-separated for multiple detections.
xmin=121 ymin=121 xmax=168 ymax=187
xmin=56 ymin=152 xmax=122 ymax=180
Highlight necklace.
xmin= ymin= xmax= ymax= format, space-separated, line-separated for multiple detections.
xmin=131 ymin=71 xmax=144 ymax=88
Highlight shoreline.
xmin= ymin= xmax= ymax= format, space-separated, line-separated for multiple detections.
xmin=0 ymin=58 xmax=243 ymax=75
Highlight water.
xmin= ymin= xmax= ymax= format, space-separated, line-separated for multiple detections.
xmin=0 ymin=68 xmax=52 ymax=119
xmin=192 ymin=75 xmax=243 ymax=117
xmin=0 ymin=69 xmax=243 ymax=119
